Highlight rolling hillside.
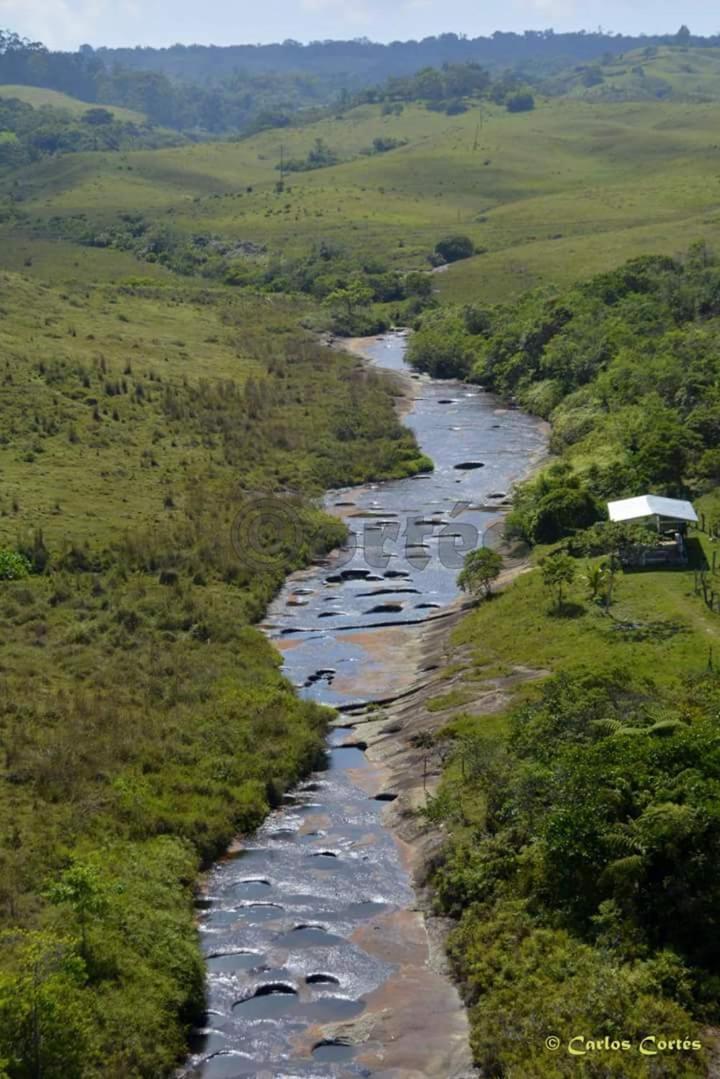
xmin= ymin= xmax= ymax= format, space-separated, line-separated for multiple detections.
xmin=548 ymin=45 xmax=720 ymax=103
xmin=3 ymin=94 xmax=720 ymax=303
xmin=0 ymin=84 xmax=147 ymax=123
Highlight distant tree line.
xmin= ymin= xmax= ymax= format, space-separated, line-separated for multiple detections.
xmin=0 ymin=30 xmax=330 ymax=133
xmin=91 ymin=27 xmax=715 ymax=85
xmin=0 ymin=26 xmax=715 ymax=135
xmin=352 ymin=62 xmax=536 ymax=113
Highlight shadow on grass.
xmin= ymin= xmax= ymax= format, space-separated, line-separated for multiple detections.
xmin=547 ymin=601 xmax=586 ymax=620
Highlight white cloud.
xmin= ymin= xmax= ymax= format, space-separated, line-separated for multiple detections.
xmin=300 ymin=0 xmax=372 ymax=20
xmin=518 ymin=0 xmax=577 ymax=18
xmin=0 ymin=0 xmax=129 ymax=49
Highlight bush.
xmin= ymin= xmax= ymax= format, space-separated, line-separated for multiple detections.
xmin=434 ymin=235 xmax=475 ymax=264
xmin=0 ymin=550 xmax=31 ymax=580
xmin=506 ymin=91 xmax=535 ymax=113
xmin=506 ymin=465 xmax=601 ymax=545
xmin=407 ymin=309 xmax=475 ymax=378
xmin=449 ymin=902 xmax=702 ymax=1078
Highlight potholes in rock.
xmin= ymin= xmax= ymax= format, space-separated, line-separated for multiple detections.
xmin=415 ymin=602 xmax=442 ymax=610
xmin=358 ymin=587 xmax=420 ymax=598
xmin=437 ymin=399 xmax=455 ymax=405
xmin=232 ymin=983 xmax=299 ymax=1020
xmin=300 ymin=997 xmax=366 ymax=1023
xmin=206 ymin=951 xmax=262 ymax=974
xmin=267 ymin=828 xmax=296 ymax=841
xmin=201 ymin=908 xmax=241 ymax=930
xmin=304 ymin=668 xmax=336 ymax=688
xmin=340 ymin=899 xmax=391 ymax=921
xmin=384 ymin=569 xmax=411 ymax=579
xmin=305 ymin=972 xmax=340 ymax=986
xmin=232 ymin=878 xmax=273 ymax=901
xmin=454 ymin=461 xmax=485 ymax=470
xmin=199 ymin=1051 xmax=257 ymax=1077
xmin=240 ymin=902 xmax=285 ymax=923
xmin=366 ymin=602 xmax=404 ymax=615
xmin=374 ymin=791 xmax=399 ymax=802
xmin=312 ymin=1040 xmax=356 ymax=1064
xmin=311 ymin=850 xmax=340 ymax=867
xmin=277 ymin=924 xmax=345 ymax=948
xmin=326 ymin=569 xmax=374 ymax=584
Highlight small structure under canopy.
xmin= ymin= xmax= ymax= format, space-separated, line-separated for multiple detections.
xmin=607 ymin=495 xmax=697 ymax=566
xmin=607 ymin=495 xmax=698 ymax=529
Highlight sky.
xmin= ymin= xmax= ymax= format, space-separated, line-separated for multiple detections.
xmin=0 ymin=0 xmax=717 ymax=53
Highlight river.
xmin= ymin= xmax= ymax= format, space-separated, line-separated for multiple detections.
xmin=182 ymin=332 xmax=547 ymax=1078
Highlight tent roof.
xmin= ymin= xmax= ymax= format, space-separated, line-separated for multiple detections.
xmin=607 ymin=495 xmax=698 ymax=524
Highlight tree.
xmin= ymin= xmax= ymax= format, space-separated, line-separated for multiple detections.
xmin=583 ymin=561 xmax=607 ymax=602
xmin=532 ymin=486 xmax=600 ymax=544
xmin=0 ymin=930 xmax=94 ymax=1077
xmin=541 ymin=553 xmax=577 ymax=611
xmin=404 ymin=271 xmax=433 ymax=299
xmin=413 ymin=730 xmax=436 ymax=795
xmin=82 ymin=107 xmax=114 ymax=126
xmin=506 ymin=91 xmax=535 ymax=113
xmin=46 ymin=863 xmax=109 ymax=963
xmin=458 ymin=547 xmax=503 ymax=598
xmin=434 ymin=235 xmax=475 ymax=263
xmin=325 ymin=276 xmax=373 ymax=321
xmin=676 ymin=25 xmax=691 ymax=45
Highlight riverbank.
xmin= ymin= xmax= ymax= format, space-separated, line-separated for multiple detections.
xmin=308 ymin=335 xmax=551 ymax=1076
xmin=182 ymin=330 xmax=547 ymax=1077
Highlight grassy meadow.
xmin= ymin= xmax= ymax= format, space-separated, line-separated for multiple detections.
xmin=0 ymin=84 xmax=147 ymax=123
xmin=0 ymin=259 xmax=429 ymax=1074
xmin=4 ymin=93 xmax=720 ymax=304
xmin=554 ymin=45 xmax=720 ymax=103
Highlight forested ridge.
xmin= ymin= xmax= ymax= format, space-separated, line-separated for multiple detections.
xmin=1 ymin=25 xmax=717 ymax=135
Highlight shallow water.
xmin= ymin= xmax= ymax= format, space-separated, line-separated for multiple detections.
xmin=182 ymin=333 xmax=546 ymax=1078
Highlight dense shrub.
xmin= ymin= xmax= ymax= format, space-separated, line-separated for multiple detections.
xmin=434 ymin=669 xmax=720 ymax=1075
xmin=434 ymin=234 xmax=475 ymax=264
xmin=0 ymin=550 xmax=31 ymax=580
xmin=506 ymin=91 xmax=536 ymax=112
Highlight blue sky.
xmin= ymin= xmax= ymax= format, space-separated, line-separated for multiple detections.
xmin=0 ymin=0 xmax=716 ymax=52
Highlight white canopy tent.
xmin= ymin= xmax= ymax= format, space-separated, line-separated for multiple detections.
xmin=607 ymin=495 xmax=698 ymax=528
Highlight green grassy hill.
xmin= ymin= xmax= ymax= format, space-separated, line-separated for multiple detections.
xmin=0 ymin=263 xmax=429 ymax=1074
xmin=3 ymin=95 xmax=720 ymax=305
xmin=549 ymin=45 xmax=720 ymax=104
xmin=0 ymin=84 xmax=147 ymax=123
